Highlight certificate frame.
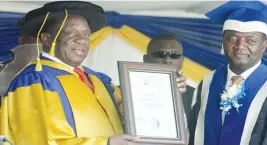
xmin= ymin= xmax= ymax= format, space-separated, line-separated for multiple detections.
xmin=118 ymin=61 xmax=187 ymax=145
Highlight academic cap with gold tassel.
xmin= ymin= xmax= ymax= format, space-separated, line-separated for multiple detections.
xmin=18 ymin=1 xmax=107 ymax=38
xmin=17 ymin=1 xmax=107 ymax=71
xmin=35 ymin=9 xmax=68 ymax=71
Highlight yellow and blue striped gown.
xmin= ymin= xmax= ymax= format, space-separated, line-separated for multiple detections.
xmin=0 ymin=56 xmax=123 ymax=145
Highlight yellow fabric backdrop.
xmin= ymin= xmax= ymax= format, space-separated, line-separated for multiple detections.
xmin=89 ymin=25 xmax=211 ymax=83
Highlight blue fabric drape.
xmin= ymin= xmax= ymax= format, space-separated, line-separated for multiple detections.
xmin=0 ymin=12 xmax=24 ymax=54
xmin=0 ymin=11 xmax=266 ymax=70
xmin=106 ymin=12 xmax=228 ymax=69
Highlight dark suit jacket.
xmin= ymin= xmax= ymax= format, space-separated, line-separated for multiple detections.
xmin=181 ymin=85 xmax=195 ymax=122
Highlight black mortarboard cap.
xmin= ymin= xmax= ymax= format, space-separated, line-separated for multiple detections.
xmin=17 ymin=1 xmax=107 ymax=37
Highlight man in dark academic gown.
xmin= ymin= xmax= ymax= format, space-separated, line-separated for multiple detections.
xmin=189 ymin=1 xmax=267 ymax=145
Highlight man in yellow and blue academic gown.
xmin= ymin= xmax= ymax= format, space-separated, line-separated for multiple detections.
xmin=0 ymin=1 xmax=127 ymax=145
xmin=189 ymin=1 xmax=267 ymax=145
xmin=0 ymin=1 xmax=189 ymax=145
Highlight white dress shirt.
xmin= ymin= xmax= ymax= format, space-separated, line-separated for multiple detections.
xmin=222 ymin=60 xmax=261 ymax=124
xmin=42 ymin=52 xmax=74 ymax=70
xmin=225 ymin=60 xmax=261 ymax=90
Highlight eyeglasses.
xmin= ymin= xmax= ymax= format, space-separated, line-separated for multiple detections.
xmin=148 ymin=51 xmax=183 ymax=59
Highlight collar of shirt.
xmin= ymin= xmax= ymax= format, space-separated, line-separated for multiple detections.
xmin=226 ymin=60 xmax=261 ymax=88
xmin=222 ymin=60 xmax=261 ymax=124
xmin=41 ymin=52 xmax=75 ymax=70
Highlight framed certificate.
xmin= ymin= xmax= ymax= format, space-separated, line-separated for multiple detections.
xmin=118 ymin=61 xmax=187 ymax=145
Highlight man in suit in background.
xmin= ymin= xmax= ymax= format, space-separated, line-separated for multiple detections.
xmin=143 ymin=34 xmax=194 ymax=119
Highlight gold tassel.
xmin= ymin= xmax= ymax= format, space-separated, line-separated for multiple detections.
xmin=35 ymin=12 xmax=50 ymax=71
xmin=49 ymin=9 xmax=69 ymax=56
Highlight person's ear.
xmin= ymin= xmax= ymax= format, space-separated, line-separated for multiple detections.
xmin=40 ymin=33 xmax=53 ymax=48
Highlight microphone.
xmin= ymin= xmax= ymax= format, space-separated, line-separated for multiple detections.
xmin=0 ymin=135 xmax=13 ymax=145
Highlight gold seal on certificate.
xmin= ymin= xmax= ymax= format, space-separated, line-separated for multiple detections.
xmin=118 ymin=61 xmax=187 ymax=145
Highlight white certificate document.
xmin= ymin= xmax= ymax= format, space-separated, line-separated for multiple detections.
xmin=129 ymin=71 xmax=178 ymax=138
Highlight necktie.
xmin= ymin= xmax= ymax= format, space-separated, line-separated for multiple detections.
xmin=231 ymin=75 xmax=244 ymax=85
xmin=222 ymin=76 xmax=244 ymax=124
xmin=74 ymin=67 xmax=94 ymax=92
